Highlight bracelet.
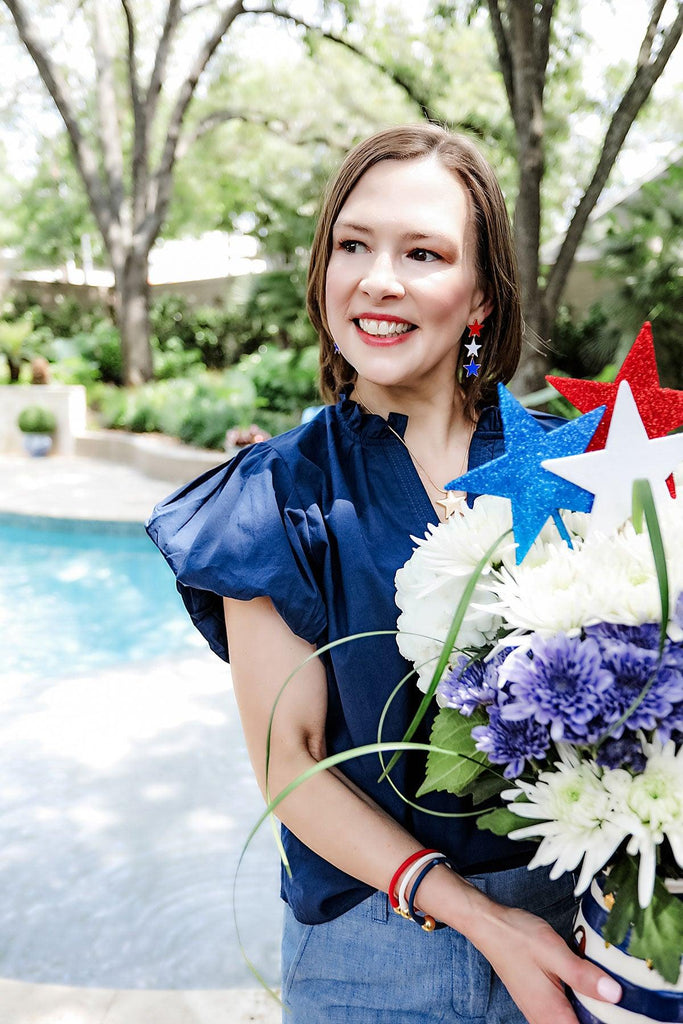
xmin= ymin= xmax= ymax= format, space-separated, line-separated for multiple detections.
xmin=397 ymin=853 xmax=448 ymax=917
xmin=407 ymin=856 xmax=452 ymax=932
xmin=388 ymin=849 xmax=440 ymax=913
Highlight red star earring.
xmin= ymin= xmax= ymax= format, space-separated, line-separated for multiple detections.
xmin=463 ymin=320 xmax=484 ymax=378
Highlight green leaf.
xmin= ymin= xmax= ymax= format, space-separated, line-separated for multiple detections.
xmin=459 ymin=770 xmax=509 ymax=806
xmin=602 ymin=858 xmax=639 ymax=948
xmin=476 ymin=806 xmax=527 ymax=836
xmin=416 ymin=707 xmax=488 ymax=797
xmin=628 ymin=879 xmax=683 ymax=985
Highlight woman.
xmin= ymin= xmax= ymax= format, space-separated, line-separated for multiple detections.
xmin=147 ymin=124 xmax=623 ymax=1024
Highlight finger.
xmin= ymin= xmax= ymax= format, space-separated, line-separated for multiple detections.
xmin=554 ymin=947 xmax=622 ymax=1006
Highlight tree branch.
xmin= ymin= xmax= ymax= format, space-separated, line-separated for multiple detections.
xmin=120 ymin=0 xmax=148 ymax=229
xmin=638 ymin=0 xmax=667 ymax=65
xmin=486 ymin=0 xmax=515 ymax=114
xmin=146 ymin=0 xmax=183 ymax=131
xmin=2 ymin=0 xmax=114 ymax=246
xmin=535 ymin=0 xmax=556 ymax=93
xmin=145 ymin=0 xmax=246 ymax=247
xmin=544 ymin=1 xmax=683 ymax=317
xmin=91 ymin=0 xmax=125 ymax=227
xmin=177 ymin=107 xmax=347 ymax=158
xmin=251 ymin=3 xmax=446 ymax=124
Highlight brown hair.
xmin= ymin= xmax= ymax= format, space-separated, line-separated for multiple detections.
xmin=307 ymin=123 xmax=522 ymax=418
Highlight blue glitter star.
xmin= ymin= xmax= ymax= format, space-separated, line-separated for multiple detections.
xmin=463 ymin=358 xmax=480 ymax=377
xmin=446 ymin=384 xmax=605 ymax=562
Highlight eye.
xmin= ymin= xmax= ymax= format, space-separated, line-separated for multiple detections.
xmin=408 ymin=248 xmax=441 ymax=263
xmin=339 ymin=239 xmax=368 ymax=254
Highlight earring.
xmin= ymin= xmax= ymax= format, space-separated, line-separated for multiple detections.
xmin=463 ymin=319 xmax=484 ymax=378
xmin=333 ymin=342 xmax=340 ymax=354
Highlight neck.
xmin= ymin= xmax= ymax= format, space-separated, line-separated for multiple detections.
xmin=353 ymin=377 xmax=474 ymax=445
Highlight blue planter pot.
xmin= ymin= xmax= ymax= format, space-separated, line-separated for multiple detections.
xmin=22 ymin=433 xmax=53 ymax=457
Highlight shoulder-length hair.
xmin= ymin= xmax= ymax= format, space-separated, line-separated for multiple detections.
xmin=307 ymin=123 xmax=522 ymax=419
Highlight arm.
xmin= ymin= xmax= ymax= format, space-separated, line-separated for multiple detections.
xmin=224 ymin=595 xmax=622 ymax=1024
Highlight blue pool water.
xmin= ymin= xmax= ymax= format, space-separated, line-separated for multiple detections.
xmin=1 ymin=514 xmax=202 ymax=677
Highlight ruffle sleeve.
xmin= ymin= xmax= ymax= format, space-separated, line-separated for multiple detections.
xmin=146 ymin=443 xmax=327 ymax=661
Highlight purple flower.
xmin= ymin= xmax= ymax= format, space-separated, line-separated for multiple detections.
xmin=472 ymin=705 xmax=550 ymax=779
xmin=585 ymin=620 xmax=660 ymax=651
xmin=595 ymin=732 xmax=647 ymax=772
xmin=438 ymin=652 xmax=506 ymax=716
xmin=500 ymin=633 xmax=613 ymax=743
xmin=591 ymin=636 xmax=682 ymax=735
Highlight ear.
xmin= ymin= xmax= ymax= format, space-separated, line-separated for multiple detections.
xmin=471 ymin=289 xmax=494 ymax=324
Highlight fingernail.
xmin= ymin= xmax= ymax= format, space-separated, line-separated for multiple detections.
xmin=597 ymin=976 xmax=622 ymax=1003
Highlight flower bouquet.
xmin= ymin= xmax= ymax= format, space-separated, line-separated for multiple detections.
xmin=394 ymin=325 xmax=683 ymax=1024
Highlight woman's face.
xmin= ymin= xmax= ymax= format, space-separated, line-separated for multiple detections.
xmin=325 ymin=155 xmax=490 ymax=397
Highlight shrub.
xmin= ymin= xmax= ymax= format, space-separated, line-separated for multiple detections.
xmin=17 ymin=405 xmax=57 ymax=433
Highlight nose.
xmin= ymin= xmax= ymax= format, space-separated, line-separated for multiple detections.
xmin=359 ymin=252 xmax=405 ymax=300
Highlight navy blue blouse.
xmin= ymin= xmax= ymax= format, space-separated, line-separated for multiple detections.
xmin=147 ymin=394 xmax=552 ymax=924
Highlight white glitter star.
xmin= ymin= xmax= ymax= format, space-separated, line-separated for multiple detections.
xmin=465 ymin=339 xmax=482 ymax=358
xmin=542 ymin=380 xmax=683 ymax=535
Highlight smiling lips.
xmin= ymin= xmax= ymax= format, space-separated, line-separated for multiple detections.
xmin=353 ymin=314 xmax=417 ymax=345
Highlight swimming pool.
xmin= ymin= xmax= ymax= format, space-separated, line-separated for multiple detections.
xmin=1 ymin=513 xmax=203 ymax=678
xmin=0 ymin=512 xmax=282 ymax=990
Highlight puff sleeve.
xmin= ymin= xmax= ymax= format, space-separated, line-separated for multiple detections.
xmin=146 ymin=443 xmax=327 ymax=661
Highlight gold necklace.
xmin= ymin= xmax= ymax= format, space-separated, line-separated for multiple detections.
xmin=355 ymin=394 xmax=475 ymax=520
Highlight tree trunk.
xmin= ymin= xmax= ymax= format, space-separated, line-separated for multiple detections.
xmin=115 ymin=249 xmax=153 ymax=385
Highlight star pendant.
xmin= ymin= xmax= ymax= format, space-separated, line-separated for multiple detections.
xmin=436 ymin=490 xmax=462 ymax=519
xmin=465 ymin=339 xmax=482 ymax=358
xmin=468 ymin=319 xmax=484 ymax=337
xmin=463 ymin=358 xmax=481 ymax=377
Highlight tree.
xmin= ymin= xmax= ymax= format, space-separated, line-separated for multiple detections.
xmin=307 ymin=1 xmax=683 ymax=391
xmin=483 ymin=0 xmax=682 ymax=391
xmin=0 ymin=0 xmax=361 ymax=384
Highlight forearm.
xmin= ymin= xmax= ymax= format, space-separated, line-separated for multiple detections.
xmin=266 ymin=743 xmax=489 ymax=936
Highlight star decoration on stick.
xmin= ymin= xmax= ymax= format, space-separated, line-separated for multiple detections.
xmin=546 ymin=322 xmax=683 ymax=497
xmin=446 ymin=384 xmax=604 ymax=563
xmin=542 ymin=380 xmax=683 ymax=537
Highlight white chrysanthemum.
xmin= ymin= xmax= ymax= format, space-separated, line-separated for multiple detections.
xmin=395 ymin=496 xmax=515 ymax=691
xmin=503 ymin=747 xmax=630 ymax=895
xmin=613 ymin=737 xmax=683 ymax=907
xmin=491 ymin=494 xmax=683 ymax=638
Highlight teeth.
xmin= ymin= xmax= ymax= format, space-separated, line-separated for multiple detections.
xmin=358 ymin=318 xmax=413 ymax=336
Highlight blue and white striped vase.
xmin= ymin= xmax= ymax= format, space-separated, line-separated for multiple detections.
xmin=569 ymin=877 xmax=683 ymax=1024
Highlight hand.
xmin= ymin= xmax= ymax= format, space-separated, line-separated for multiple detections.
xmin=468 ymin=902 xmax=622 ymax=1024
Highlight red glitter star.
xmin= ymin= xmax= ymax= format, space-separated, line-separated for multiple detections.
xmin=468 ymin=319 xmax=483 ymax=337
xmin=546 ymin=322 xmax=683 ymax=497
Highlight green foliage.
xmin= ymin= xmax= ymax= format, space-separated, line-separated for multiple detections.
xmin=600 ymin=162 xmax=683 ymax=389
xmin=0 ymin=314 xmax=35 ymax=382
xmin=603 ymin=856 xmax=683 ymax=984
xmin=239 ymin=344 xmax=320 ymax=414
xmin=417 ymin=707 xmax=489 ymax=797
xmin=94 ymin=370 xmax=259 ymax=449
xmin=549 ymin=303 xmax=621 ymax=380
xmin=475 ymin=806 xmax=526 ymax=836
xmin=17 ymin=405 xmax=57 ymax=434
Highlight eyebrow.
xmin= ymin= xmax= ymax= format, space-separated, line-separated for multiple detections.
xmin=333 ymin=221 xmax=457 ymax=250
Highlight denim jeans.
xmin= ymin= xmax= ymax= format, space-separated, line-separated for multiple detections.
xmin=281 ymin=864 xmax=577 ymax=1024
